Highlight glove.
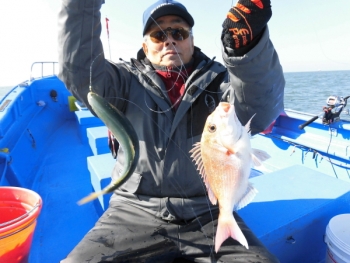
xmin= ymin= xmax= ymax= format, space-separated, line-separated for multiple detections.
xmin=222 ymin=0 xmax=272 ymax=51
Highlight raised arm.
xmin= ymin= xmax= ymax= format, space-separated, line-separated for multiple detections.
xmin=221 ymin=0 xmax=285 ymax=134
xmin=57 ymin=0 xmax=127 ymax=111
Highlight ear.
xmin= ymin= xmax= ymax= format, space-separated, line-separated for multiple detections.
xmin=142 ymin=42 xmax=148 ymax=56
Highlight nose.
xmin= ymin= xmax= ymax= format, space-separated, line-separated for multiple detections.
xmin=164 ymin=35 xmax=176 ymax=47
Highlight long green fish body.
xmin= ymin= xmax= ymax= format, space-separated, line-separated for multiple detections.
xmin=78 ymin=91 xmax=140 ymax=205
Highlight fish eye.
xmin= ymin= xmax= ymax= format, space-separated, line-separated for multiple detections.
xmin=208 ymin=124 xmax=216 ymax=133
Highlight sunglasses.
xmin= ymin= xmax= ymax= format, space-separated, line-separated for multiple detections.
xmin=149 ymin=27 xmax=191 ymax=43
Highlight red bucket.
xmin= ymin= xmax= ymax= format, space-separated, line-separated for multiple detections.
xmin=0 ymin=187 xmax=42 ymax=263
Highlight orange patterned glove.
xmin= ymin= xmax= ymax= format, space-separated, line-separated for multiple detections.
xmin=222 ymin=0 xmax=272 ymax=53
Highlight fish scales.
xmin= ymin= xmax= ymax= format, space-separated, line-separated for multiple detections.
xmin=190 ymin=102 xmax=270 ymax=252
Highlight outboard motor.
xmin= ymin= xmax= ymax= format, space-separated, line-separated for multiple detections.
xmin=322 ymin=96 xmax=347 ymax=124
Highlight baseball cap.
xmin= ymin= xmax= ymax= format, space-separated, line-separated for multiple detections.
xmin=142 ymin=0 xmax=194 ymax=35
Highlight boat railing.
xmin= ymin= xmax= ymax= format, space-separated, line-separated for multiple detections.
xmin=0 ymin=62 xmax=59 ymax=112
xmin=30 ymin=62 xmax=58 ymax=81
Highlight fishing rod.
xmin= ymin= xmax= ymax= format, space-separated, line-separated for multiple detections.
xmin=105 ymin=17 xmax=111 ymax=60
xmin=298 ymin=95 xmax=350 ymax=130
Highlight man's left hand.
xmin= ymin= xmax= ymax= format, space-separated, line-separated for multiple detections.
xmin=222 ymin=0 xmax=272 ymax=50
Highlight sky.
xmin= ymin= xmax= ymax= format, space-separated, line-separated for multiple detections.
xmin=0 ymin=0 xmax=350 ymax=87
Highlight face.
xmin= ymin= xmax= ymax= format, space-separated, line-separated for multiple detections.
xmin=143 ymin=15 xmax=194 ymax=67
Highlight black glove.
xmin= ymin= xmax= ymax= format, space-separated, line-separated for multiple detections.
xmin=222 ymin=0 xmax=272 ymax=54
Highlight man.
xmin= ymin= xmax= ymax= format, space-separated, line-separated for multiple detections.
xmin=58 ymin=0 xmax=284 ymax=262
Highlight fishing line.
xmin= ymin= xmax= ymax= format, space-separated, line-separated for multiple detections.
xmin=90 ymin=0 xmax=96 ymax=71
xmin=88 ymin=0 xmax=105 ymax=94
xmin=274 ymin=135 xmax=350 ymax=171
xmin=125 ymin=130 xmax=217 ymax=254
xmin=85 ymin=2 xmax=236 ymax=255
xmin=144 ymin=95 xmax=217 ymax=244
xmin=188 ymin=102 xmax=216 ymax=251
xmin=294 ymin=1 xmax=350 ymax=69
xmin=109 ymin=13 xmax=229 ymax=249
xmin=326 ymin=128 xmax=339 ymax=178
xmin=89 ymin=52 xmax=104 ymax=92
xmin=313 ymin=27 xmax=350 ymax=68
xmin=88 ymin=92 xmax=217 ymax=251
xmin=141 ymin=68 xmax=187 ymax=113
xmin=138 ymin=13 xmax=230 ymax=114
xmin=148 ymin=17 xmax=190 ymax=75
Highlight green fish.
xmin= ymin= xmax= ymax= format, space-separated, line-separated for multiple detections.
xmin=78 ymin=91 xmax=139 ymax=205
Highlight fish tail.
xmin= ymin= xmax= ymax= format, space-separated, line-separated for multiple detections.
xmin=77 ymin=181 xmax=118 ymax=205
xmin=215 ymin=214 xmax=249 ymax=252
xmin=77 ymin=191 xmax=104 ymax=205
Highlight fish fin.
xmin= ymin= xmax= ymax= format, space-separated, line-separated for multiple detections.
xmin=190 ymin=143 xmax=204 ymax=175
xmin=189 ymin=142 xmax=202 ymax=161
xmin=190 ymin=142 xmax=209 ymax=183
xmin=215 ymin=214 xmax=248 ymax=252
xmin=208 ymin=186 xmax=217 ymax=205
xmin=244 ymin=114 xmax=256 ymax=134
xmin=235 ymin=183 xmax=258 ymax=210
xmin=190 ymin=143 xmax=217 ymax=205
xmin=77 ymin=191 xmax=103 ymax=205
xmin=251 ymin=148 xmax=271 ymax=167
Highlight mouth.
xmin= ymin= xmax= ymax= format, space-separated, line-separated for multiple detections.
xmin=162 ymin=51 xmax=179 ymax=57
xmin=218 ymin=103 xmax=232 ymax=118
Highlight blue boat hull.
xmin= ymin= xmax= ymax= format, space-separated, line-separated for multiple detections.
xmin=0 ymin=75 xmax=349 ymax=263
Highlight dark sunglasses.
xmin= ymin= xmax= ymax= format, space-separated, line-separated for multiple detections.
xmin=149 ymin=27 xmax=191 ymax=43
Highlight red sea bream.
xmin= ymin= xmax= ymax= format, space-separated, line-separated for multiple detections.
xmin=190 ymin=102 xmax=270 ymax=252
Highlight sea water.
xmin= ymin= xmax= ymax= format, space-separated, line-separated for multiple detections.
xmin=284 ymin=70 xmax=350 ymax=121
xmin=0 ymin=70 xmax=350 ymax=120
xmin=0 ymin=86 xmax=12 ymax=98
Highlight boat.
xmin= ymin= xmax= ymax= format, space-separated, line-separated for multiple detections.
xmin=0 ymin=62 xmax=349 ymax=263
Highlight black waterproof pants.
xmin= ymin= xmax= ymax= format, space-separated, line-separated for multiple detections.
xmin=61 ymin=200 xmax=279 ymax=263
